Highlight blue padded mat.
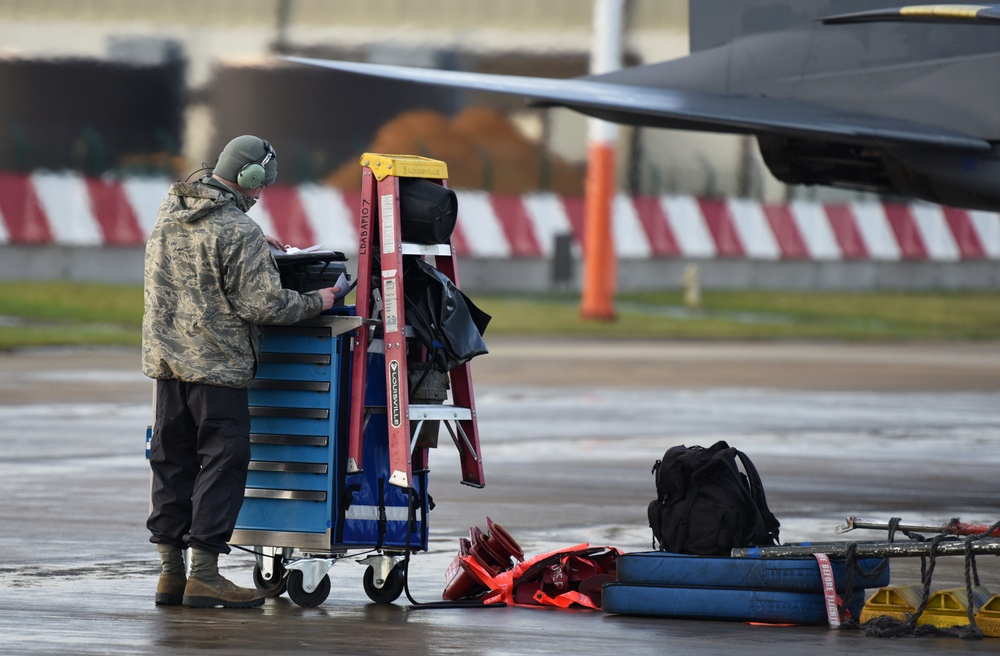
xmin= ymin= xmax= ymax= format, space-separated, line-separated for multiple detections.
xmin=602 ymin=583 xmax=866 ymax=624
xmin=616 ymin=551 xmax=889 ymax=592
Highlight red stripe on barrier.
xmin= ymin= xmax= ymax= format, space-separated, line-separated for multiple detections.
xmin=450 ymin=202 xmax=472 ymax=258
xmin=632 ymin=196 xmax=680 ymax=256
xmin=0 ymin=173 xmax=53 ymax=244
xmin=883 ymin=203 xmax=928 ymax=260
xmin=823 ymin=204 xmax=867 ymax=259
xmin=490 ymin=195 xmax=542 ymax=257
xmin=762 ymin=203 xmax=809 ymax=259
xmin=450 ymin=220 xmax=471 ymax=258
xmin=85 ymin=178 xmax=145 ymax=245
xmin=561 ymin=196 xmax=586 ymax=250
xmin=261 ymin=185 xmax=316 ymax=247
xmin=697 ymin=198 xmax=744 ymax=257
xmin=340 ymin=188 xmax=363 ymax=241
xmin=941 ymin=207 xmax=985 ymax=259
xmin=330 ymin=189 xmax=359 ymax=245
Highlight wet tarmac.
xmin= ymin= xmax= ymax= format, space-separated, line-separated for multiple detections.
xmin=1 ymin=339 xmax=999 ymax=655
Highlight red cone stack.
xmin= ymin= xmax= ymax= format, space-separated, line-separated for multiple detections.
xmin=442 ymin=518 xmax=620 ymax=609
xmin=443 ymin=517 xmax=524 ymax=601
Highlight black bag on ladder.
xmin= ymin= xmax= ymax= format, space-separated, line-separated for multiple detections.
xmin=402 ymin=258 xmax=491 ymax=373
xmin=647 ymin=440 xmax=780 ymax=556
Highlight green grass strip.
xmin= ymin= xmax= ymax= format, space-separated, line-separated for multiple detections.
xmin=1 ymin=281 xmax=998 ymax=349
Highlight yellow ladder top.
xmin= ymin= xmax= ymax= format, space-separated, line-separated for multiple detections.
xmin=359 ymin=153 xmax=449 ymax=181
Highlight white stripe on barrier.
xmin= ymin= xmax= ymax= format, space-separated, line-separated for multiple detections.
xmin=522 ymin=192 xmax=573 ymax=257
xmin=661 ymin=195 xmax=716 ymax=258
xmin=911 ymin=204 xmax=960 ymax=262
xmin=247 ymin=201 xmax=277 ymax=241
xmin=852 ymin=201 xmax=901 ymax=261
xmin=32 ymin=171 xmax=102 ymax=246
xmin=298 ymin=184 xmax=357 ymax=249
xmin=728 ymin=198 xmax=780 ymax=260
xmin=122 ymin=177 xmax=169 ymax=237
xmin=455 ymin=190 xmax=511 ymax=258
xmin=613 ymin=193 xmax=652 ymax=258
xmin=0 ymin=201 xmax=8 ymax=244
xmin=790 ymin=200 xmax=841 ymax=260
xmin=970 ymin=210 xmax=1000 ymax=258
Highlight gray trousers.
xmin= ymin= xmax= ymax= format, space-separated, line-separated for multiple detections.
xmin=147 ymin=379 xmax=251 ymax=554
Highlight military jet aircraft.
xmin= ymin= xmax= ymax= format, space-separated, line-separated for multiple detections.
xmin=286 ymin=1 xmax=1000 ymax=212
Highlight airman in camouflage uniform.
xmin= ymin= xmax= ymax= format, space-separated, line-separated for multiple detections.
xmin=142 ymin=135 xmax=340 ymax=609
xmin=141 ymin=179 xmax=321 ymax=387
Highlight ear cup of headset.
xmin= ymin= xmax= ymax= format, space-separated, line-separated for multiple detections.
xmin=237 ymin=162 xmax=266 ymax=189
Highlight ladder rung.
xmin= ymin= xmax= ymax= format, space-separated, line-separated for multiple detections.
xmin=401 ymin=242 xmax=452 ymax=256
xmin=408 ymin=404 xmax=472 ymax=421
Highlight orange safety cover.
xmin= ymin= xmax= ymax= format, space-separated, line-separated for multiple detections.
xmin=451 ymin=543 xmax=620 ymax=609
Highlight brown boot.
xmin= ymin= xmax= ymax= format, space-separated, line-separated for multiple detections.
xmin=182 ymin=548 xmax=264 ymax=609
xmin=156 ymin=572 xmax=187 ymax=606
xmin=155 ymin=543 xmax=187 ymax=606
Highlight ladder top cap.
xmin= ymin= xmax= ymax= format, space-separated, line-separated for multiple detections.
xmin=359 ymin=152 xmax=449 ymax=181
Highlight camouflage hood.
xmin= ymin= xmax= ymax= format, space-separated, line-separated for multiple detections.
xmin=166 ymin=179 xmax=256 ymax=222
xmin=141 ymin=180 xmax=322 ymax=388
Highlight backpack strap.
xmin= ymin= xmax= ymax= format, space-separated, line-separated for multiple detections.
xmin=735 ymin=450 xmax=780 ymax=545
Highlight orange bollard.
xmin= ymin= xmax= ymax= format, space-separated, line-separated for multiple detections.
xmin=580 ymin=141 xmax=616 ymax=321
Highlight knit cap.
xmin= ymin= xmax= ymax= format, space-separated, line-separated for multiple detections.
xmin=213 ymin=135 xmax=277 ymax=188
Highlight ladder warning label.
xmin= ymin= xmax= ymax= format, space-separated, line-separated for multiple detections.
xmin=381 ymin=194 xmax=396 ymax=254
xmin=388 ymin=359 xmax=402 ymax=428
xmin=383 ymin=278 xmax=399 ymax=333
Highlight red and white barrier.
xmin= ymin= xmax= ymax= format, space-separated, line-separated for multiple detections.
xmin=1 ymin=171 xmax=999 ymax=261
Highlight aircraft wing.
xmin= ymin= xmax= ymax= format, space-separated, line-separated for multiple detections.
xmin=284 ymin=56 xmax=990 ymax=152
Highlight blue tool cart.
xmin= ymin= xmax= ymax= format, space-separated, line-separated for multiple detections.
xmin=229 ymin=314 xmax=432 ymax=607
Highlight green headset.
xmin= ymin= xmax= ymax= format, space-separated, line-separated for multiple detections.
xmin=237 ymin=139 xmax=276 ymax=189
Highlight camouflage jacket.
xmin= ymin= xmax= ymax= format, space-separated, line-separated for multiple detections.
xmin=142 ymin=180 xmax=323 ymax=388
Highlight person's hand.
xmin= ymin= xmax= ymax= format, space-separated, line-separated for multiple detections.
xmin=317 ymin=287 xmax=339 ymax=310
xmin=265 ymin=235 xmax=286 ymax=251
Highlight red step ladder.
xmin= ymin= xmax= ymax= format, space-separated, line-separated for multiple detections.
xmin=346 ymin=153 xmax=485 ymax=489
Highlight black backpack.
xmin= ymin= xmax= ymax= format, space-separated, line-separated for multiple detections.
xmin=647 ymin=441 xmax=780 ymax=556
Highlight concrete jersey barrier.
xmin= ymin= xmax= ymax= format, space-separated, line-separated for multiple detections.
xmin=1 ymin=171 xmax=999 ymax=264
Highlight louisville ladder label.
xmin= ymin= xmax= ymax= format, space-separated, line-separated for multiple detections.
xmin=388 ymin=359 xmax=402 ymax=428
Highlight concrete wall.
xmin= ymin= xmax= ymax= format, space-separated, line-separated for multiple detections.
xmin=3 ymin=245 xmax=997 ymax=293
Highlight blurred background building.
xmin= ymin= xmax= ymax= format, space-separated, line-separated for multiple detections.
xmin=3 ymin=0 xmax=992 ymax=292
xmin=0 ymin=0 xmax=790 ymax=201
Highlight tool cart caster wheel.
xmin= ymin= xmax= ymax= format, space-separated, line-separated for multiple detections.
xmin=252 ymin=561 xmax=288 ymax=597
xmin=363 ymin=562 xmax=406 ymax=604
xmin=286 ymin=569 xmax=331 ymax=607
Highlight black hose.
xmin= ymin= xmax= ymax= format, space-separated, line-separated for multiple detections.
xmin=400 ymin=487 xmax=506 ymax=610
